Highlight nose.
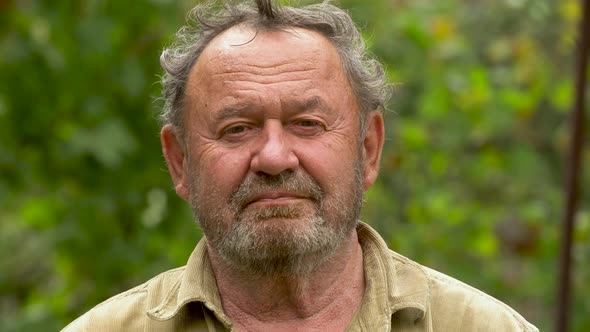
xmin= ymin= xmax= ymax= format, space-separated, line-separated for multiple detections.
xmin=250 ymin=121 xmax=299 ymax=176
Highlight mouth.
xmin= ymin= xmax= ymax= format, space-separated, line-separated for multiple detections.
xmin=244 ymin=192 xmax=309 ymax=207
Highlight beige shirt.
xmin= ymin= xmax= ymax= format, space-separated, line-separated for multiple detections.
xmin=63 ymin=223 xmax=538 ymax=331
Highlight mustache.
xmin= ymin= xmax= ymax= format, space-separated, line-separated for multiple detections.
xmin=230 ymin=171 xmax=323 ymax=210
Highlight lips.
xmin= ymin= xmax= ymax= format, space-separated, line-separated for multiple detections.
xmin=244 ymin=191 xmax=308 ymax=206
xmin=230 ymin=171 xmax=324 ymax=211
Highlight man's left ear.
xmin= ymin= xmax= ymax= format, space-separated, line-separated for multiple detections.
xmin=361 ymin=111 xmax=385 ymax=191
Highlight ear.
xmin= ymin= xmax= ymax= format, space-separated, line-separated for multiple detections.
xmin=160 ymin=124 xmax=190 ymax=201
xmin=361 ymin=111 xmax=385 ymax=191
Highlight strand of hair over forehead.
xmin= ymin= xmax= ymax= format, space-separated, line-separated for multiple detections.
xmin=256 ymin=0 xmax=276 ymax=19
xmin=256 ymin=0 xmax=338 ymax=20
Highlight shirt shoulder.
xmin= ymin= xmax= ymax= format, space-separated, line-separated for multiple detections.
xmin=61 ymin=266 xmax=186 ymax=332
xmin=387 ymin=250 xmax=538 ymax=332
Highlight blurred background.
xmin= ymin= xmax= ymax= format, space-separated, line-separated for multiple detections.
xmin=1 ymin=0 xmax=589 ymax=330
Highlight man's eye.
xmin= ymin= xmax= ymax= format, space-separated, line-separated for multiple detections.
xmin=296 ymin=120 xmax=323 ymax=127
xmin=297 ymin=120 xmax=322 ymax=127
xmin=225 ymin=126 xmax=248 ymax=134
xmin=291 ymin=119 xmax=325 ymax=136
xmin=222 ymin=125 xmax=253 ymax=139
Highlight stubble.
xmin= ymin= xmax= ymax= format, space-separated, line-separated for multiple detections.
xmin=189 ymin=163 xmax=364 ymax=276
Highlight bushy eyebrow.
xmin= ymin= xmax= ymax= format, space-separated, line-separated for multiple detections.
xmin=285 ymin=96 xmax=335 ymax=116
xmin=213 ymin=96 xmax=332 ymax=122
xmin=213 ymin=105 xmax=253 ymax=123
xmin=289 ymin=96 xmax=322 ymax=111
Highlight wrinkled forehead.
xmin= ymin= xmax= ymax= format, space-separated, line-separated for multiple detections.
xmin=191 ymin=25 xmax=345 ymax=83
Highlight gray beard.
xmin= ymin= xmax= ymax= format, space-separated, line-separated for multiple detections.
xmin=189 ymin=164 xmax=364 ymax=277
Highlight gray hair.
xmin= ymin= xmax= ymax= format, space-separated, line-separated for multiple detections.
xmin=159 ymin=0 xmax=390 ymax=137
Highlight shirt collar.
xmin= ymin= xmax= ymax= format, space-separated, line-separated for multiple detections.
xmin=146 ymin=238 xmax=231 ymax=325
xmin=147 ymin=223 xmax=430 ymax=325
xmin=350 ymin=223 xmax=430 ymax=325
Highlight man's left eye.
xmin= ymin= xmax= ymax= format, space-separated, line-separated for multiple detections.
xmin=291 ymin=119 xmax=325 ymax=136
xmin=296 ymin=120 xmax=322 ymax=127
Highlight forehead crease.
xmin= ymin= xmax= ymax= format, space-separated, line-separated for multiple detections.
xmin=201 ymin=58 xmax=325 ymax=88
xmin=209 ymin=68 xmax=319 ymax=80
xmin=207 ymin=54 xmax=320 ymax=73
xmin=212 ymin=54 xmax=318 ymax=68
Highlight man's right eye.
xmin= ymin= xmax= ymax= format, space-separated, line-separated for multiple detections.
xmin=221 ymin=124 xmax=254 ymax=140
xmin=225 ymin=126 xmax=248 ymax=134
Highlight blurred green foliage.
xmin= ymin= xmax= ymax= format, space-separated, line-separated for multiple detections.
xmin=1 ymin=0 xmax=589 ymax=331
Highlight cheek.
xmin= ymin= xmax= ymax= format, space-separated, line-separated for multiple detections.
xmin=296 ymin=138 xmax=359 ymax=193
xmin=191 ymin=146 xmax=252 ymax=197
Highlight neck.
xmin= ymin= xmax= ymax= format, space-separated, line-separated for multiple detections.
xmin=207 ymin=230 xmax=365 ymax=331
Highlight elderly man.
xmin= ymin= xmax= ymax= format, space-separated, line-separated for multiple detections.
xmin=64 ymin=0 xmax=538 ymax=331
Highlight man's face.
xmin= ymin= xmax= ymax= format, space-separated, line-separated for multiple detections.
xmin=161 ymin=26 xmax=384 ymax=275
